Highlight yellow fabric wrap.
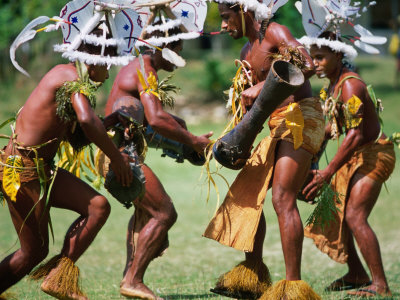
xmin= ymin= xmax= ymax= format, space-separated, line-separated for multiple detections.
xmin=305 ymin=139 xmax=396 ymax=263
xmin=203 ymin=98 xmax=324 ymax=251
xmin=344 ymin=94 xmax=363 ymax=129
xmin=137 ymin=69 xmax=160 ymax=98
xmin=285 ymin=102 xmax=304 ymax=150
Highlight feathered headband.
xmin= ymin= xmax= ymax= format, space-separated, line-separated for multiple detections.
xmin=10 ymin=0 xmax=144 ymax=77
xmin=296 ymin=0 xmax=386 ymax=62
xmin=132 ymin=0 xmax=208 ymax=67
xmin=214 ymin=0 xmax=289 ymax=21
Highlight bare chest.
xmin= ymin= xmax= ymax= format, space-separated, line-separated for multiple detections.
xmin=245 ymin=41 xmax=273 ymax=83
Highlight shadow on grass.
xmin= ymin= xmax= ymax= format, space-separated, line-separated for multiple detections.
xmin=161 ymin=293 xmax=216 ymax=299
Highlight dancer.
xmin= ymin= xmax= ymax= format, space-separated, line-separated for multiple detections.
xmin=0 ymin=0 xmax=144 ymax=298
xmin=298 ymin=0 xmax=393 ymax=297
xmin=204 ymin=1 xmax=324 ymax=299
xmin=106 ymin=2 xmax=211 ymax=299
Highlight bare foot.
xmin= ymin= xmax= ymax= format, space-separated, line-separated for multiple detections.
xmin=120 ymin=282 xmax=163 ymax=300
xmin=41 ymin=280 xmax=88 ymax=300
xmin=347 ymin=284 xmax=392 ymax=298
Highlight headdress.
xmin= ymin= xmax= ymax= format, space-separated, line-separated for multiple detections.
xmin=297 ymin=0 xmax=387 ymax=62
xmin=10 ymin=0 xmax=144 ymax=76
xmin=214 ymin=0 xmax=289 ymax=22
xmin=133 ymin=0 xmax=208 ymax=67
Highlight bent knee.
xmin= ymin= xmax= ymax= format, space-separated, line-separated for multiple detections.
xmin=90 ymin=195 xmax=111 ymax=223
xmin=271 ymin=190 xmax=297 ymax=215
xmin=345 ymin=209 xmax=368 ymax=230
xmin=158 ymin=201 xmax=177 ymax=228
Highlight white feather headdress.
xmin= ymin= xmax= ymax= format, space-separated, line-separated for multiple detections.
xmin=10 ymin=0 xmax=144 ymax=76
xmin=215 ymin=0 xmax=289 ymax=21
xmin=133 ymin=0 xmax=208 ymax=67
xmin=296 ymin=0 xmax=386 ymax=62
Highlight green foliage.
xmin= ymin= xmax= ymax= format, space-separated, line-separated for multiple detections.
xmin=56 ymin=80 xmax=98 ymax=123
xmin=305 ymin=182 xmax=342 ymax=230
xmin=273 ymin=0 xmax=305 ymax=38
xmin=158 ymin=73 xmax=180 ymax=108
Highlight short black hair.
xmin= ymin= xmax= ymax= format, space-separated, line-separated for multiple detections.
xmin=143 ymin=19 xmax=183 ymax=49
xmin=318 ymin=31 xmax=342 ymax=42
xmin=77 ymin=26 xmax=117 ymax=56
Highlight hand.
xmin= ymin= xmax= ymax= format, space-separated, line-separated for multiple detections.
xmin=109 ymin=152 xmax=133 ymax=187
xmin=241 ymin=81 xmax=264 ymax=114
xmin=193 ymin=131 xmax=213 ymax=153
xmin=302 ymin=169 xmax=333 ymax=201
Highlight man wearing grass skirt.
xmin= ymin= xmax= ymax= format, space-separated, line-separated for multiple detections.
xmin=203 ymin=1 xmax=325 ymax=299
xmin=105 ymin=3 xmax=212 ymax=298
xmin=0 ymin=0 xmax=138 ymax=298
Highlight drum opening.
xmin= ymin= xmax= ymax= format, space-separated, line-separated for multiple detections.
xmin=273 ymin=60 xmax=304 ymax=86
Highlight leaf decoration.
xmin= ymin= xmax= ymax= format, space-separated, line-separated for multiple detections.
xmin=305 ymin=182 xmax=342 ymax=230
xmin=343 ymin=94 xmax=363 ymax=129
xmin=285 ymin=102 xmax=304 ymax=150
xmin=2 ymin=155 xmax=23 ymax=202
xmin=158 ymin=74 xmax=179 ymax=108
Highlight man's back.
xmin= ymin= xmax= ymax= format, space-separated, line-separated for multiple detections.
xmin=13 ymin=64 xmax=79 ymax=159
xmin=106 ymin=56 xmax=155 ymax=115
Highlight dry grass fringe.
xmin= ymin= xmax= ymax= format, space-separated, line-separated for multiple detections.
xmin=215 ymin=260 xmax=271 ymax=295
xmin=44 ymin=256 xmax=86 ymax=298
xmin=30 ymin=255 xmax=86 ymax=298
xmin=259 ymin=279 xmax=321 ymax=300
xmin=29 ymin=254 xmax=63 ymax=280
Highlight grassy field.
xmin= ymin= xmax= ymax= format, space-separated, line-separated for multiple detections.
xmin=1 ymin=55 xmax=400 ymax=299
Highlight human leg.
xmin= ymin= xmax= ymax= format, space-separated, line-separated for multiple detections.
xmin=121 ymin=165 xmax=176 ymax=299
xmin=123 ymin=214 xmax=135 ymax=277
xmin=345 ymin=173 xmax=391 ymax=296
xmin=211 ymin=211 xmax=270 ymax=298
xmin=0 ymin=181 xmax=49 ymax=293
xmin=50 ymin=168 xmax=111 ymax=261
xmin=271 ymin=140 xmax=312 ymax=280
xmin=34 ymin=169 xmax=110 ymax=300
xmin=325 ymin=232 xmax=371 ymax=291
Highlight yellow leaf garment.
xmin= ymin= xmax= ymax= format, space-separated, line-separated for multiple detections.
xmin=2 ymin=155 xmax=23 ymax=202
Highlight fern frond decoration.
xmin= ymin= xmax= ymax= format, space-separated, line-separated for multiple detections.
xmin=305 ymin=182 xmax=342 ymax=230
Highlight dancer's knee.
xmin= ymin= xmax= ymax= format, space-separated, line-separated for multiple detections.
xmin=90 ymin=195 xmax=111 ymax=225
xmin=345 ymin=208 xmax=368 ymax=233
xmin=272 ymin=188 xmax=297 ymax=216
xmin=158 ymin=200 xmax=177 ymax=228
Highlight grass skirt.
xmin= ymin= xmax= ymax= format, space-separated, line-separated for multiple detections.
xmin=259 ymin=279 xmax=321 ymax=300
xmin=30 ymin=254 xmax=86 ymax=299
xmin=215 ymin=260 xmax=271 ymax=296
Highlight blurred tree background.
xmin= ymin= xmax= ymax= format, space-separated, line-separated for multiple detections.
xmin=0 ymin=0 xmax=304 ymax=118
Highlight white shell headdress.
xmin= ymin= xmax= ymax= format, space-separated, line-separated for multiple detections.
xmin=214 ymin=0 xmax=289 ymax=21
xmin=10 ymin=0 xmax=144 ymax=77
xmin=133 ymin=0 xmax=208 ymax=67
xmin=296 ymin=0 xmax=386 ymax=62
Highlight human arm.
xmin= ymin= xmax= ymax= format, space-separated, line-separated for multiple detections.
xmin=169 ymin=113 xmax=187 ymax=129
xmin=303 ymin=80 xmax=366 ymax=199
xmin=140 ymin=92 xmax=212 ymax=153
xmin=71 ymin=92 xmax=133 ymax=186
xmin=270 ymin=23 xmax=315 ymax=80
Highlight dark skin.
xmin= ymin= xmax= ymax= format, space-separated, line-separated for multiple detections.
xmin=217 ymin=4 xmax=316 ymax=281
xmin=106 ymin=44 xmax=212 ymax=299
xmin=303 ymin=45 xmax=391 ymax=297
xmin=0 ymin=62 xmax=132 ymax=299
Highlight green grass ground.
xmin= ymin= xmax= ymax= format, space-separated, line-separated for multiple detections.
xmin=1 ymin=55 xmax=399 ymax=299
